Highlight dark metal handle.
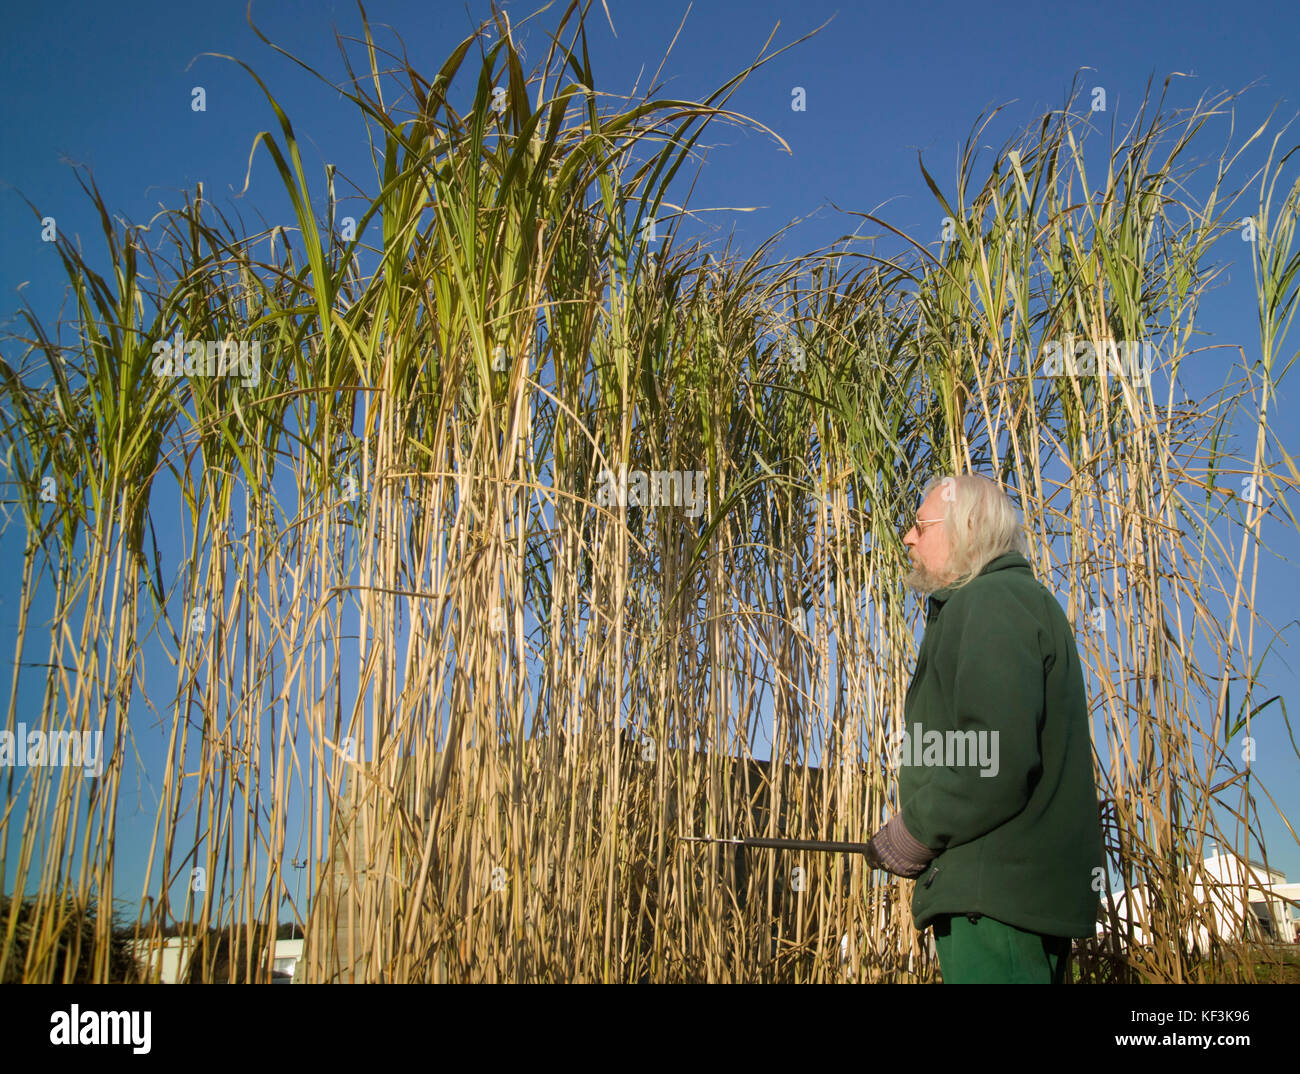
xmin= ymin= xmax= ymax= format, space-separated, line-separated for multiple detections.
xmin=681 ymin=835 xmax=875 ymax=855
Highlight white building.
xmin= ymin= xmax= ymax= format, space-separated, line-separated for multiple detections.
xmin=270 ymin=938 xmax=304 ymax=981
xmin=131 ymin=936 xmax=304 ymax=983
xmin=1097 ymin=847 xmax=1299 ymax=946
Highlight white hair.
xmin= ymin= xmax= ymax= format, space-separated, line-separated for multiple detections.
xmin=922 ymin=473 xmax=1027 ymax=590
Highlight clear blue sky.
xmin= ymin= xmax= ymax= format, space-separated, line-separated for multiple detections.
xmin=2 ymin=0 xmax=1298 ymax=918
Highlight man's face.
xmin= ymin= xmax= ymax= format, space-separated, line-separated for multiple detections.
xmin=902 ymin=490 xmax=954 ymax=593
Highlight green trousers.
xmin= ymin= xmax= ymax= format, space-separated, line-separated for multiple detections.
xmin=932 ymin=913 xmax=1071 ymax=983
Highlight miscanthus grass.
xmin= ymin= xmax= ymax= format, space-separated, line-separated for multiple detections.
xmin=1 ymin=2 xmax=1297 ymax=982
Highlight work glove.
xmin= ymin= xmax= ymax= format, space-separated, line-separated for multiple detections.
xmin=867 ymin=814 xmax=936 ymax=878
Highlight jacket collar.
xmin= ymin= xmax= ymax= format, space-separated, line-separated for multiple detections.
xmin=926 ymin=552 xmax=1031 ymax=613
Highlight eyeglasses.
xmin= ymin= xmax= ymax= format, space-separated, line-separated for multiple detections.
xmin=909 ymin=517 xmax=945 ymax=534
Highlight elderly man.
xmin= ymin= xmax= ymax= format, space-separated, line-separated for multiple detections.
xmin=863 ymin=473 xmax=1105 ymax=983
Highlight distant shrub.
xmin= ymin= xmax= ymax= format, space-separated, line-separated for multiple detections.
xmin=0 ymin=892 xmax=141 ymax=983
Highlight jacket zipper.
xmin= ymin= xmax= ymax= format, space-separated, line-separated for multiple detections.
xmin=924 ymin=864 xmax=939 ymax=888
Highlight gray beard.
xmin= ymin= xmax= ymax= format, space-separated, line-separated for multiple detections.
xmin=903 ymin=562 xmax=954 ymax=595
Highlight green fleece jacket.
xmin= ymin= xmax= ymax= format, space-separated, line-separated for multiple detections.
xmin=899 ymin=552 xmax=1104 ymax=937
